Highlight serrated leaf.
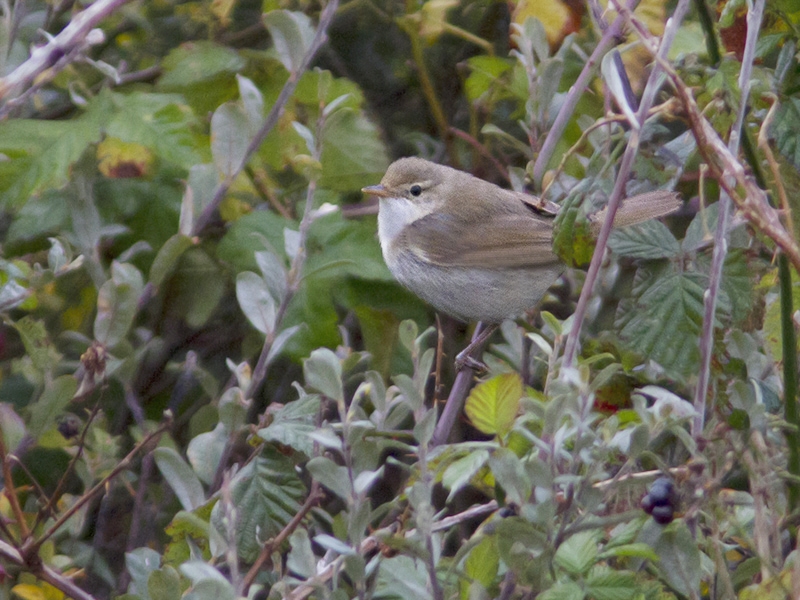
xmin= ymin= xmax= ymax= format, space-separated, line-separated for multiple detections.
xmin=616 ymin=268 xmax=730 ymax=377
xmin=210 ymin=447 xmax=305 ymax=563
xmin=320 ymin=108 xmax=390 ymax=191
xmin=585 ymin=566 xmax=637 ymax=600
xmin=608 ymin=220 xmax=680 ymax=259
xmin=771 ymin=98 xmax=800 ymax=170
xmin=12 ymin=316 xmax=60 ymax=374
xmin=263 ymin=10 xmax=316 ymax=73
xmin=104 ymin=90 xmax=201 ymax=168
xmin=211 ymin=102 xmax=250 ymax=178
xmin=154 ymin=447 xmax=206 ymax=511
xmin=0 ymin=118 xmax=102 ymax=209
xmin=464 ymin=373 xmax=522 ymax=436
xmin=236 ymin=271 xmax=276 ymax=335
xmin=28 ymin=375 xmax=77 ymax=440
xmin=554 ymin=529 xmax=602 ymax=576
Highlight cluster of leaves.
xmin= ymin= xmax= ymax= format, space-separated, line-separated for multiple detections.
xmin=0 ymin=0 xmax=799 ymax=599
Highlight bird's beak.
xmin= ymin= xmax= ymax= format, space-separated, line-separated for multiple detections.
xmin=361 ymin=184 xmax=391 ymax=198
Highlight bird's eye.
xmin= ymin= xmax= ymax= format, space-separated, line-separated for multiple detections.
xmin=410 ymin=184 xmax=422 ymax=197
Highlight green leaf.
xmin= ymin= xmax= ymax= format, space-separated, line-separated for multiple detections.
xmin=255 ymin=250 xmax=288 ymax=304
xmin=0 ymin=118 xmax=102 ymax=209
xmin=104 ymin=91 xmax=202 ymax=168
xmin=210 ymin=447 xmax=305 ymax=563
xmin=463 ymin=535 xmax=499 ymax=596
xmin=160 ymin=41 xmax=245 ymax=87
xmin=0 ymin=405 xmax=26 ymax=454
xmin=616 ymin=267 xmax=730 ymax=378
xmin=258 ymin=393 xmax=320 ymax=456
xmin=148 ymin=566 xmax=182 ymax=600
xmin=585 ymin=566 xmax=637 ymax=600
xmin=237 ymin=74 xmax=264 ymax=128
xmin=154 ymin=447 xmax=206 ymax=511
xmin=126 ymin=547 xmax=162 ymax=599
xmin=94 ymin=262 xmax=144 ymax=348
xmin=554 ymin=529 xmax=602 ymax=576
xmin=319 ymin=108 xmax=390 ymax=191
xmin=186 ymin=424 xmax=227 ymax=485
xmin=608 ymin=220 xmax=680 ymax=260
xmin=263 ymin=10 xmax=316 ymax=73
xmin=180 ymin=564 xmax=235 ymax=600
xmin=306 ymin=456 xmax=351 ymax=500
xmin=552 ymin=191 xmax=595 ymax=267
xmin=464 ymin=373 xmax=522 ymax=436
xmin=11 ymin=316 xmax=61 ymax=374
xmin=287 ymin=528 xmax=316 ymax=578
xmin=538 ymin=580 xmax=585 ymax=600
xmin=645 ymin=521 xmax=702 ymax=597
xmin=28 ymin=375 xmax=77 ymax=440
xmin=488 ymin=447 xmax=531 ymax=506
xmin=236 ymin=271 xmax=276 ymax=335
xmin=771 ymin=98 xmax=800 ymax=170
xmin=374 ymin=555 xmax=431 ymax=600
xmin=210 ymin=102 xmax=250 ymax=178
xmin=303 ymin=348 xmax=343 ymax=401
xmin=599 ymin=543 xmax=660 ymax=562
xmin=465 ymin=55 xmax=512 ymax=102
xmin=149 ymin=234 xmax=193 ymax=288
xmin=442 ymin=449 xmax=490 ymax=501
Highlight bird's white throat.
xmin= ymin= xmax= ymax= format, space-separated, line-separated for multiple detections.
xmin=377 ymin=197 xmax=431 ymax=247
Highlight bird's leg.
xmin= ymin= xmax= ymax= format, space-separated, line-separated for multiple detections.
xmin=454 ymin=322 xmax=498 ymax=371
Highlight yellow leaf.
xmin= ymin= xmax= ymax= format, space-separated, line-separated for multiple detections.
xmin=512 ymin=0 xmax=582 ymax=47
xmin=97 ymin=137 xmax=154 ymax=179
xmin=211 ymin=0 xmax=236 ymax=27
xmin=12 ymin=584 xmax=46 ymax=600
xmin=465 ymin=373 xmax=522 ymax=437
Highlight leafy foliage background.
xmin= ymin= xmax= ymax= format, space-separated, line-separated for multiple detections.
xmin=0 ymin=0 xmax=798 ymax=599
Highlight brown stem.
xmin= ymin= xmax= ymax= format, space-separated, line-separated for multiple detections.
xmin=241 ymin=483 xmax=324 ymax=592
xmin=0 ymin=431 xmax=28 ymax=540
xmin=31 ymin=418 xmax=171 ymax=552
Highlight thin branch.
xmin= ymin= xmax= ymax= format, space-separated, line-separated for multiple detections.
xmin=192 ymin=0 xmax=340 ymax=235
xmin=532 ymin=0 xmax=640 ymax=187
xmin=431 ymin=324 xmax=492 ymax=446
xmin=0 ymin=0 xmax=131 ymax=103
xmin=0 ymin=430 xmax=28 ymax=540
xmin=561 ymin=0 xmax=691 ymax=371
xmin=30 ymin=417 xmax=171 ymax=552
xmin=241 ymin=483 xmax=324 ymax=592
xmin=625 ymin=1 xmax=800 ymax=273
xmin=693 ymin=0 xmax=765 ymax=437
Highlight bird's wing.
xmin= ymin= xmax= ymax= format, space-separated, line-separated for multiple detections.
xmin=402 ymin=211 xmax=560 ymax=268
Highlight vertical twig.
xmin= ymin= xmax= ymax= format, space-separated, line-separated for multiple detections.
xmin=532 ymin=0 xmax=640 ymax=187
xmin=193 ymin=0 xmax=340 ymax=235
xmin=693 ymin=0 xmax=765 ymax=437
xmin=561 ymin=0 xmax=691 ymax=371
